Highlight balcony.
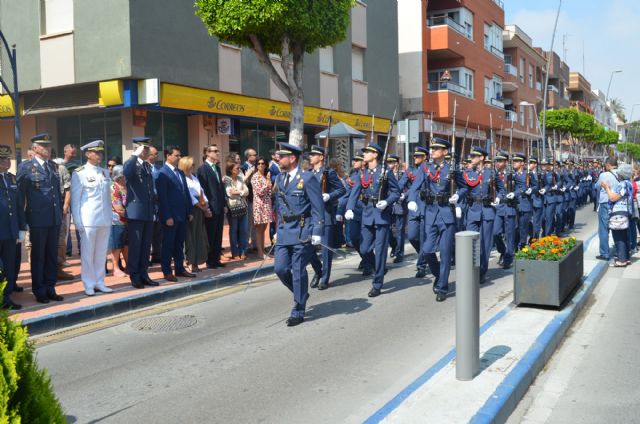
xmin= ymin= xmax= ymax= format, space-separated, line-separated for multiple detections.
xmin=504 ymin=64 xmax=517 ymax=77
xmin=547 ymin=84 xmax=559 ymax=94
xmin=427 ymin=80 xmax=473 ymax=99
xmin=486 ymin=44 xmax=505 ymax=60
xmin=505 ymin=110 xmax=517 ymax=122
xmin=427 ymin=15 xmax=472 ymax=40
xmin=489 ymin=97 xmax=505 ymax=109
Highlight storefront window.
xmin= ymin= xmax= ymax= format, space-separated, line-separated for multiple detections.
xmin=144 ymin=111 xmax=188 ymax=164
xmin=56 ymin=111 xmax=122 ymax=166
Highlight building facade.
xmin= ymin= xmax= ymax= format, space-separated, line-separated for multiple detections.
xmin=0 ymin=0 xmax=399 ymax=169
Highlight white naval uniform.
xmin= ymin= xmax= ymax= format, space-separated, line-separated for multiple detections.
xmin=71 ymin=163 xmax=112 ymax=292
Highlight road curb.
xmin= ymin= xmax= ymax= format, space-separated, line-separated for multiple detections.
xmin=469 ymin=258 xmax=608 ymax=424
xmin=22 ymin=263 xmax=276 ymax=335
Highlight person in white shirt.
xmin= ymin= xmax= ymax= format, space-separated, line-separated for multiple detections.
xmin=180 ymin=156 xmax=211 ymax=272
xmin=71 ymin=140 xmax=113 ymax=296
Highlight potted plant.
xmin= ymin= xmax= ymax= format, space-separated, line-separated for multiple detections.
xmin=513 ymin=236 xmax=583 ymax=307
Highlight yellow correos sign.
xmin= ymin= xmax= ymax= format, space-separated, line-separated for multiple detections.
xmin=160 ymin=83 xmax=390 ymax=133
xmin=0 ymin=94 xmax=18 ymax=118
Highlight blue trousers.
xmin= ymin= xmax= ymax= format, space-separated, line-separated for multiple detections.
xmin=309 ymin=225 xmax=335 ymax=285
xmin=274 ymin=243 xmax=312 ymax=318
xmin=423 ymin=220 xmax=455 ymax=294
xmin=467 ymin=219 xmax=494 ymax=276
xmin=532 ymin=207 xmax=543 ymax=240
xmin=629 ymin=218 xmax=638 ymax=251
xmin=517 ymin=211 xmax=532 ymax=249
xmin=493 ymin=214 xmax=516 ymax=266
xmin=0 ymin=239 xmax=17 ymax=302
xmin=408 ymin=216 xmax=427 ymax=272
xmin=360 ymin=223 xmax=390 ymax=290
xmin=598 ymin=203 xmax=611 ymax=258
xmin=544 ymin=203 xmax=557 ymax=236
xmin=161 ymin=221 xmax=187 ymax=275
xmin=227 ymin=214 xmax=248 ymax=256
xmin=612 ymin=229 xmax=629 ymax=262
xmin=127 ymin=219 xmax=154 ymax=282
xmin=29 ymin=225 xmax=60 ymax=298
xmin=391 ymin=213 xmax=406 ymax=259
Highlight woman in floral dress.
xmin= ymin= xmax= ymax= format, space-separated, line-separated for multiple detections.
xmin=251 ymin=157 xmax=273 ymax=258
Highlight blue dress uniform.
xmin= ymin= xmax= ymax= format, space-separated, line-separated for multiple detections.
xmin=16 ymin=134 xmax=63 ymax=303
xmin=406 ymin=147 xmax=429 ymax=277
xmin=0 ymin=145 xmax=26 ymax=309
xmin=460 ymin=146 xmax=504 ymax=280
xmin=308 ymin=145 xmax=346 ymax=290
xmin=492 ymin=154 xmax=516 ymax=268
xmin=346 ymin=143 xmax=400 ymax=296
xmin=123 ymin=137 xmax=158 ymax=288
xmin=512 ymin=154 xmax=534 ymax=249
xmin=272 ymin=144 xmax=324 ymax=326
xmin=529 ymin=160 xmax=544 ymax=240
xmin=555 ymin=163 xmax=569 ymax=234
xmin=388 ymin=155 xmax=409 ymax=263
xmin=566 ymin=164 xmax=578 ymax=229
xmin=541 ymin=163 xmax=558 ymax=236
xmin=408 ymin=139 xmax=462 ymax=298
xmin=338 ymin=165 xmax=372 ymax=274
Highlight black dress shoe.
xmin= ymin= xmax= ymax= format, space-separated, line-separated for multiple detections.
xmin=176 ymin=271 xmax=196 ymax=278
xmin=362 ymin=268 xmax=373 ymax=277
xmin=436 ymin=292 xmax=447 ymax=302
xmin=131 ymin=280 xmax=145 ymax=289
xmin=368 ymin=288 xmax=381 ymax=297
xmin=357 ymin=261 xmax=365 ymax=271
xmin=480 ymin=274 xmax=487 ymax=285
xmin=433 ymin=284 xmax=438 ymax=294
xmin=390 ymin=251 xmax=395 ymax=258
xmin=416 ymin=270 xmax=427 ymax=278
xmin=318 ymin=283 xmax=329 ymax=290
xmin=393 ymin=256 xmax=403 ymax=264
xmin=502 ymin=262 xmax=513 ymax=270
xmin=163 ymin=274 xmax=177 ymax=282
xmin=35 ymin=296 xmax=50 ymax=304
xmin=595 ymin=255 xmax=609 ymax=260
xmin=143 ymin=277 xmax=160 ymax=287
xmin=12 ymin=286 xmax=24 ymax=293
xmin=286 ymin=316 xmax=304 ymax=327
xmin=2 ymin=300 xmax=22 ymax=310
xmin=48 ymin=293 xmax=64 ymax=301
xmin=310 ymin=273 xmax=320 ymax=288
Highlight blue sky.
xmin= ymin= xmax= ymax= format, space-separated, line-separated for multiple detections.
xmin=504 ymin=0 xmax=640 ymax=121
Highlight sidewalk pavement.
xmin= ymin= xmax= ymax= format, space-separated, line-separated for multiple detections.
xmin=9 ymin=224 xmax=275 ymax=333
xmin=365 ymin=233 xmax=608 ymax=424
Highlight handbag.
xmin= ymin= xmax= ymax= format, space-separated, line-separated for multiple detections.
xmin=609 ymin=214 xmax=629 ymax=230
xmin=228 ymin=197 xmax=247 ymax=218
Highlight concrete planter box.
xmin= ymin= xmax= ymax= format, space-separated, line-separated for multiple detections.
xmin=514 ymin=241 xmax=583 ymax=307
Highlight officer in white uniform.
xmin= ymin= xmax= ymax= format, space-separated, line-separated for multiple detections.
xmin=71 ymin=140 xmax=113 ymax=296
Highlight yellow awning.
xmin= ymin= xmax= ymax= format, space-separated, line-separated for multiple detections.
xmin=98 ymin=80 xmax=124 ymax=106
xmin=159 ymin=83 xmax=390 ymax=133
xmin=0 ymin=94 xmax=20 ymax=118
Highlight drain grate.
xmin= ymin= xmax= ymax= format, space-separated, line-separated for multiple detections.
xmin=131 ymin=315 xmax=198 ymax=333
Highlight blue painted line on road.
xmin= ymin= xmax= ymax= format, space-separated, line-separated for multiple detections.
xmin=363 ymin=304 xmax=513 ymax=424
xmin=364 ymin=231 xmax=598 ymax=424
xmin=470 ymin=236 xmax=607 ymax=424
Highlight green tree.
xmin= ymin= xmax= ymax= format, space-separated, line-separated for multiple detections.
xmin=195 ymin=0 xmax=355 ymax=146
xmin=542 ymin=108 xmax=579 ymax=135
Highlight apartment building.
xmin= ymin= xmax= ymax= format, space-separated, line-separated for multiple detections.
xmin=399 ymin=0 xmax=507 ymax=160
xmin=544 ymin=50 xmax=571 ymax=110
xmin=568 ymin=72 xmax=594 ymax=115
xmin=0 ymin=0 xmax=398 ymax=168
xmin=591 ymin=89 xmax=616 ymax=130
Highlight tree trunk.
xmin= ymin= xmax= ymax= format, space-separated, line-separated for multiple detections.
xmin=289 ymin=93 xmax=304 ymax=146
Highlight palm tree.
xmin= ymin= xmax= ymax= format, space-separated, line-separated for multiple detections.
xmin=609 ymin=98 xmax=626 ymax=122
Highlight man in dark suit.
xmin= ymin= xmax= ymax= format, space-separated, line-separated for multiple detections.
xmin=155 ymin=146 xmax=194 ymax=281
xmin=123 ymin=137 xmax=158 ymax=289
xmin=0 ymin=145 xmax=26 ymax=309
xmin=16 ymin=134 xmax=64 ymax=303
xmin=197 ymin=144 xmax=227 ymax=269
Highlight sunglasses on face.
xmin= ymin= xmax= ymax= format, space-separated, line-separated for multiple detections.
xmin=257 ymin=162 xmax=266 ymax=165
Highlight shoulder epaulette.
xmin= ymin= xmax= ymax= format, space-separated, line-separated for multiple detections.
xmin=74 ymin=166 xmax=84 ymax=172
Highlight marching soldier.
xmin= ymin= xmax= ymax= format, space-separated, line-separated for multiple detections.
xmin=513 ymin=153 xmax=535 ymax=249
xmin=540 ymin=159 xmax=558 ymax=236
xmin=308 ymin=145 xmax=345 ymax=290
xmin=123 ymin=137 xmax=158 ymax=289
xmin=461 ymin=146 xmax=503 ymax=283
xmin=528 ymin=157 xmax=544 ymax=240
xmin=0 ymin=145 xmax=26 ymax=310
xmin=345 ymin=142 xmax=400 ymax=297
xmin=387 ymin=154 xmax=408 ymax=263
xmin=493 ymin=151 xmax=516 ymax=269
xmin=408 ymin=138 xmax=461 ymax=302
xmin=17 ymin=134 xmax=64 ymax=303
xmin=272 ymin=143 xmax=324 ymax=326
xmin=71 ymin=140 xmax=114 ymax=296
xmin=407 ymin=147 xmax=430 ymax=278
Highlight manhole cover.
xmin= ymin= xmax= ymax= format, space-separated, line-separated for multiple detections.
xmin=131 ymin=315 xmax=198 ymax=333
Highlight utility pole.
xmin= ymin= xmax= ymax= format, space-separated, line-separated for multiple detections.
xmin=542 ymin=0 xmax=562 ymax=162
xmin=0 ymin=30 xmax=21 ymax=163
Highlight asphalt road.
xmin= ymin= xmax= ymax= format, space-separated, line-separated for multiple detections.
xmin=37 ymin=208 xmax=597 ymax=424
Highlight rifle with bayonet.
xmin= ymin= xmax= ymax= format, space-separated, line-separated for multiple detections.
xmin=461 ymin=115 xmax=469 ymax=171
xmin=449 ymin=99 xmax=458 ymax=196
xmin=489 ymin=114 xmax=496 ymax=201
xmin=321 ymin=100 xmax=334 ymax=194
xmin=378 ymin=108 xmax=397 ymax=200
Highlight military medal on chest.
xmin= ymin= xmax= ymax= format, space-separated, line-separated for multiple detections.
xmin=296 ymin=174 xmax=304 ymax=189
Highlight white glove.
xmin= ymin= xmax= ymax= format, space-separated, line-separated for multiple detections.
xmin=336 ymin=214 xmax=343 ymax=222
xmin=408 ymin=201 xmax=418 ymax=212
xmin=133 ymin=145 xmax=145 ymax=156
xmin=455 ymin=207 xmax=462 ymax=219
xmin=272 ymin=233 xmax=278 ymax=244
xmin=525 ymin=188 xmax=532 ymax=195
xmin=17 ymin=230 xmax=26 ymax=243
xmin=560 ymin=187 xmax=566 ymax=192
xmin=399 ymin=193 xmax=405 ymax=201
xmin=587 ymin=175 xmax=592 ymax=181
xmin=322 ymin=193 xmax=330 ymax=203
xmin=574 ymin=186 xmax=580 ymax=191
xmin=551 ymin=185 xmax=558 ymax=190
xmin=506 ymin=192 xmax=515 ymax=199
xmin=491 ymin=198 xmax=501 ymax=206
xmin=539 ymin=188 xmax=546 ymax=195
xmin=449 ymin=193 xmax=459 ymax=205
xmin=345 ymin=210 xmax=354 ymax=220
xmin=376 ymin=200 xmax=388 ymax=210
xmin=311 ymin=235 xmax=322 ymax=246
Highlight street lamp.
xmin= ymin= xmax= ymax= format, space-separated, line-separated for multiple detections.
xmin=605 ymin=69 xmax=623 ymax=103
xmin=520 ymin=101 xmax=544 ymax=158
xmin=0 ymin=30 xmax=20 ymax=163
xmin=541 ymin=0 xmax=562 ymax=168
